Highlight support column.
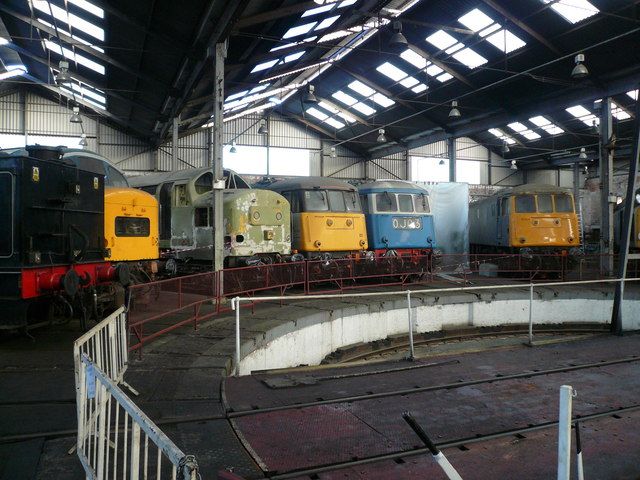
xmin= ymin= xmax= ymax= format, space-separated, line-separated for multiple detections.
xmin=405 ymin=148 xmax=410 ymax=181
xmin=487 ymin=149 xmax=492 ymax=185
xmin=611 ymin=94 xmax=640 ymax=334
xmin=448 ymin=137 xmax=456 ymax=182
xmin=600 ymin=98 xmax=614 ymax=275
xmin=172 ymin=116 xmax=179 ymax=172
xmin=266 ymin=116 xmax=271 ymax=176
xmin=212 ymin=42 xmax=226 ymax=274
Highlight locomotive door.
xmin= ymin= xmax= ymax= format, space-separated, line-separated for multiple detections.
xmin=158 ymin=182 xmax=172 ymax=244
xmin=496 ymin=197 xmax=509 ymax=246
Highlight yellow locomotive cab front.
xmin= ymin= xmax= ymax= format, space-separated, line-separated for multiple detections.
xmin=299 ymin=212 xmax=368 ymax=252
xmin=509 ymin=192 xmax=580 ymax=248
xmin=104 ymin=187 xmax=159 ymax=261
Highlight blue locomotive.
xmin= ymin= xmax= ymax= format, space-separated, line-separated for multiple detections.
xmin=358 ymin=180 xmax=436 ymax=257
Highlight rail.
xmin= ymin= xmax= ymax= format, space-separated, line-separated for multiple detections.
xmin=126 ymin=253 xmax=640 ymax=356
xmin=231 ymin=276 xmax=640 ymax=376
xmin=77 ymin=354 xmax=199 ymax=480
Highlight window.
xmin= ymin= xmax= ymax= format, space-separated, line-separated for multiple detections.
xmin=411 ymin=156 xmax=449 ymax=183
xmin=507 ymin=122 xmax=541 ymax=141
xmin=282 ymin=191 xmax=301 ymax=213
xmin=139 ymin=185 xmax=157 ymax=195
xmin=115 ymin=217 xmax=150 ymax=237
xmin=194 ymin=172 xmax=212 ymax=194
xmin=269 ymin=148 xmax=310 ymax=176
xmin=194 ymin=208 xmax=210 ymax=227
xmin=398 ymin=194 xmax=414 ymax=212
xmin=456 ymin=160 xmax=481 ymax=184
xmin=529 ymin=116 xmax=564 ymax=135
xmin=426 ymin=30 xmax=487 ymax=69
xmin=541 ymin=0 xmax=599 ymax=24
xmin=327 ymin=190 xmax=346 ymax=211
xmin=414 ymin=194 xmax=430 ymax=213
xmin=283 ymin=22 xmax=317 ymax=39
xmin=343 ymin=191 xmax=361 ymax=212
xmin=555 ymin=194 xmax=574 ymax=212
xmin=501 ymin=197 xmax=509 ymax=216
xmin=359 ymin=194 xmax=369 ymax=214
xmin=515 ymin=195 xmax=536 ymax=213
xmin=375 ymin=193 xmax=397 ymax=212
xmin=537 ymin=194 xmax=553 ymax=213
xmin=566 ymin=105 xmax=599 ymax=127
xmin=223 ymin=145 xmax=267 ymax=175
xmin=488 ymin=128 xmax=516 ymax=144
xmin=303 ymin=190 xmax=329 ymax=211
xmin=376 ymin=61 xmax=427 ymax=92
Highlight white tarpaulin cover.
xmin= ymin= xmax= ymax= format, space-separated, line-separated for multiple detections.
xmin=419 ymin=182 xmax=469 ymax=254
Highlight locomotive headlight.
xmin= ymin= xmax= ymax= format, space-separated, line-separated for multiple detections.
xmin=346 ymin=219 xmax=353 ymax=227
xmin=519 ymin=237 xmax=527 ymax=244
xmin=32 ymin=167 xmax=40 ymax=182
xmin=568 ymin=236 xmax=574 ymax=243
xmin=286 ymin=234 xmax=290 ymax=242
xmin=326 ymin=219 xmax=333 ymax=226
xmin=93 ymin=177 xmax=99 ymax=190
xmin=314 ymin=240 xmax=322 ymax=248
xmin=359 ymin=239 xmax=366 ymax=247
xmin=276 ymin=212 xmax=282 ymax=221
xmin=29 ymin=251 xmax=41 ymax=264
xmin=253 ymin=211 xmax=261 ymax=220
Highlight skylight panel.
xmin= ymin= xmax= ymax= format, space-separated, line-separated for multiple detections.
xmin=249 ymin=84 xmax=269 ymax=94
xmin=67 ymin=0 xmax=104 ymax=18
xmin=628 ymin=90 xmax=639 ymax=100
xmin=302 ymin=4 xmax=335 ymax=17
xmin=445 ymin=43 xmax=465 ymax=55
xmin=348 ymin=80 xmax=375 ymax=97
xmin=44 ymin=40 xmax=105 ymax=74
xmin=371 ymin=93 xmax=395 ymax=108
xmin=412 ymin=83 xmax=428 ymax=94
xmin=426 ymin=64 xmax=443 ymax=76
xmin=33 ymin=1 xmax=104 ymax=40
xmin=283 ymin=22 xmax=317 ymax=39
xmin=507 ymin=122 xmax=541 ymax=140
xmin=479 ymin=23 xmax=501 ymax=37
xmin=488 ymin=128 xmax=516 ymax=145
xmin=37 ymin=18 xmax=105 ymax=52
xmin=376 ymin=62 xmax=408 ymax=81
xmin=522 ymin=131 xmax=542 ymax=140
xmin=251 ymin=59 xmax=278 ymax=73
xmin=318 ymin=101 xmax=356 ymax=123
xmin=332 ymin=90 xmax=358 ymax=106
xmin=399 ymin=76 xmax=419 ymax=88
xmin=283 ymin=51 xmax=305 ymax=63
xmin=336 ymin=111 xmax=356 ymax=123
xmin=400 ymin=49 xmax=427 ymax=69
xmin=271 ymin=42 xmax=296 ymax=52
xmin=458 ymin=9 xmax=494 ymax=32
xmin=306 ymin=107 xmax=329 ymax=121
xmin=452 ymin=48 xmax=487 ymax=69
xmin=226 ymin=90 xmax=248 ymax=102
xmin=338 ymin=0 xmax=358 ymax=7
xmin=529 ymin=116 xmax=564 ymax=134
xmin=0 ymin=66 xmax=27 ymax=80
xmin=612 ymin=102 xmax=631 ymax=121
xmin=436 ymin=72 xmax=453 ymax=82
xmin=507 ymin=122 xmax=527 ymax=132
xmin=541 ymin=0 xmax=599 ymax=24
xmin=426 ymin=30 xmax=458 ymax=50
xmin=352 ymin=102 xmax=376 ymax=116
xmin=485 ymin=29 xmax=526 ymax=53
xmin=566 ymin=105 xmax=591 ymax=117
xmin=324 ymin=117 xmax=345 ymax=129
xmin=315 ymin=15 xmax=340 ymax=31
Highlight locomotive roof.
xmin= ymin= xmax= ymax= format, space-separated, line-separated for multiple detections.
xmin=358 ymin=180 xmax=429 ymax=194
xmin=470 ymin=184 xmax=574 ymax=207
xmin=264 ymin=176 xmax=357 ymax=192
xmin=129 ymin=167 xmax=249 ymax=189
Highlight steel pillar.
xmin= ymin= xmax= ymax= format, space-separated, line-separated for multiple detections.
xmin=172 ymin=116 xmax=179 ymax=171
xmin=611 ymin=92 xmax=640 ymax=334
xmin=600 ymin=98 xmax=615 ymax=274
xmin=487 ymin=149 xmax=492 ymax=185
xmin=448 ymin=137 xmax=456 ymax=182
xmin=212 ymin=42 xmax=226 ymax=274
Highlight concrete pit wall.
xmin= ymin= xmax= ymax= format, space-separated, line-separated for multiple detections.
xmin=238 ymin=288 xmax=640 ymax=375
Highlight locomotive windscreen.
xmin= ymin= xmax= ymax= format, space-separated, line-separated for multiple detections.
xmin=0 ymin=173 xmax=12 ymax=257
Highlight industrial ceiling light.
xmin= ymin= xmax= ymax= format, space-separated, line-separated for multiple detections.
xmin=69 ymin=106 xmax=82 ymax=124
xmin=303 ymin=84 xmax=318 ymax=104
xmin=571 ymin=53 xmax=589 ymax=79
xmin=448 ymin=100 xmax=461 ymax=119
xmin=502 ymin=142 xmax=510 ymax=154
xmin=377 ymin=128 xmax=387 ymax=143
xmin=230 ymin=141 xmax=237 ymax=154
xmin=330 ymin=146 xmax=337 ymax=158
xmin=55 ymin=60 xmax=72 ymax=85
xmin=78 ymin=133 xmax=88 ymax=147
xmin=578 ymin=147 xmax=587 ymax=160
xmin=438 ymin=158 xmax=445 ymax=166
xmin=258 ymin=119 xmax=268 ymax=135
xmin=510 ymin=159 xmax=518 ymax=170
xmin=389 ymin=21 xmax=408 ymax=48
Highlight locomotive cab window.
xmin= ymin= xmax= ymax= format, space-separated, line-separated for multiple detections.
xmin=328 ymin=190 xmax=347 ymax=212
xmin=375 ymin=192 xmax=397 ymax=212
xmin=398 ymin=194 xmax=414 ymax=213
xmin=359 ymin=194 xmax=369 ymax=214
xmin=344 ymin=191 xmax=361 ymax=212
xmin=194 ymin=207 xmax=210 ymax=227
xmin=515 ymin=195 xmax=536 ymax=213
xmin=303 ymin=190 xmax=329 ymax=211
xmin=195 ymin=173 xmax=213 ymax=194
xmin=414 ymin=194 xmax=430 ymax=213
xmin=115 ymin=217 xmax=150 ymax=237
xmin=537 ymin=194 xmax=553 ymax=213
xmin=554 ymin=194 xmax=574 ymax=212
xmin=501 ymin=197 xmax=509 ymax=216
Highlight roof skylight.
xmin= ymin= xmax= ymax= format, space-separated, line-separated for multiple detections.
xmin=426 ymin=30 xmax=458 ymax=50
xmin=306 ymin=107 xmax=329 ymax=121
xmin=457 ymin=8 xmax=526 ymax=54
xmin=283 ymin=22 xmax=317 ymax=39
xmin=332 ymin=90 xmax=358 ymax=106
xmin=33 ymin=1 xmax=104 ymax=40
xmin=318 ymin=101 xmax=356 ymax=123
xmin=427 ymin=29 xmax=488 ymax=69
xmin=348 ymin=80 xmax=375 ymax=97
xmin=488 ymin=128 xmax=516 ymax=145
xmin=44 ymin=40 xmax=105 ymax=74
xmin=628 ymin=90 xmax=639 ymax=100
xmin=452 ymin=48 xmax=487 ymax=69
xmin=376 ymin=62 xmax=407 ymax=81
xmin=566 ymin=105 xmax=599 ymax=126
xmin=324 ymin=117 xmax=346 ymax=129
xmin=611 ymin=102 xmax=631 ymax=121
xmin=507 ymin=122 xmax=541 ymax=140
xmin=315 ymin=15 xmax=340 ymax=30
xmin=541 ymin=0 xmax=599 ymax=24
xmin=351 ymin=102 xmax=376 ymax=116
xmin=529 ymin=116 xmax=565 ymax=135
xmin=251 ymin=59 xmax=278 ymax=73
xmin=302 ymin=4 xmax=335 ymax=16
xmin=400 ymin=49 xmax=427 ymax=69
xmin=484 ymin=29 xmax=526 ymax=53
xmin=458 ymin=9 xmax=494 ymax=32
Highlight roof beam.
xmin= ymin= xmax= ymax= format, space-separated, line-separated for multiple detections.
xmin=235 ymin=1 xmax=319 ymax=29
xmin=406 ymin=44 xmax=475 ymax=88
xmin=479 ymin=0 xmax=562 ymax=56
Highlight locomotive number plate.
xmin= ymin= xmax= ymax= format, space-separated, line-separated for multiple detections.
xmin=392 ymin=217 xmax=422 ymax=230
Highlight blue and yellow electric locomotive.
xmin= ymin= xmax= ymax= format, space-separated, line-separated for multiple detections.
xmin=358 ymin=180 xmax=436 ymax=257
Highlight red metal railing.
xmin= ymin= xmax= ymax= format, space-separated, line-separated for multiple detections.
xmin=126 ymin=253 xmax=639 ymax=356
